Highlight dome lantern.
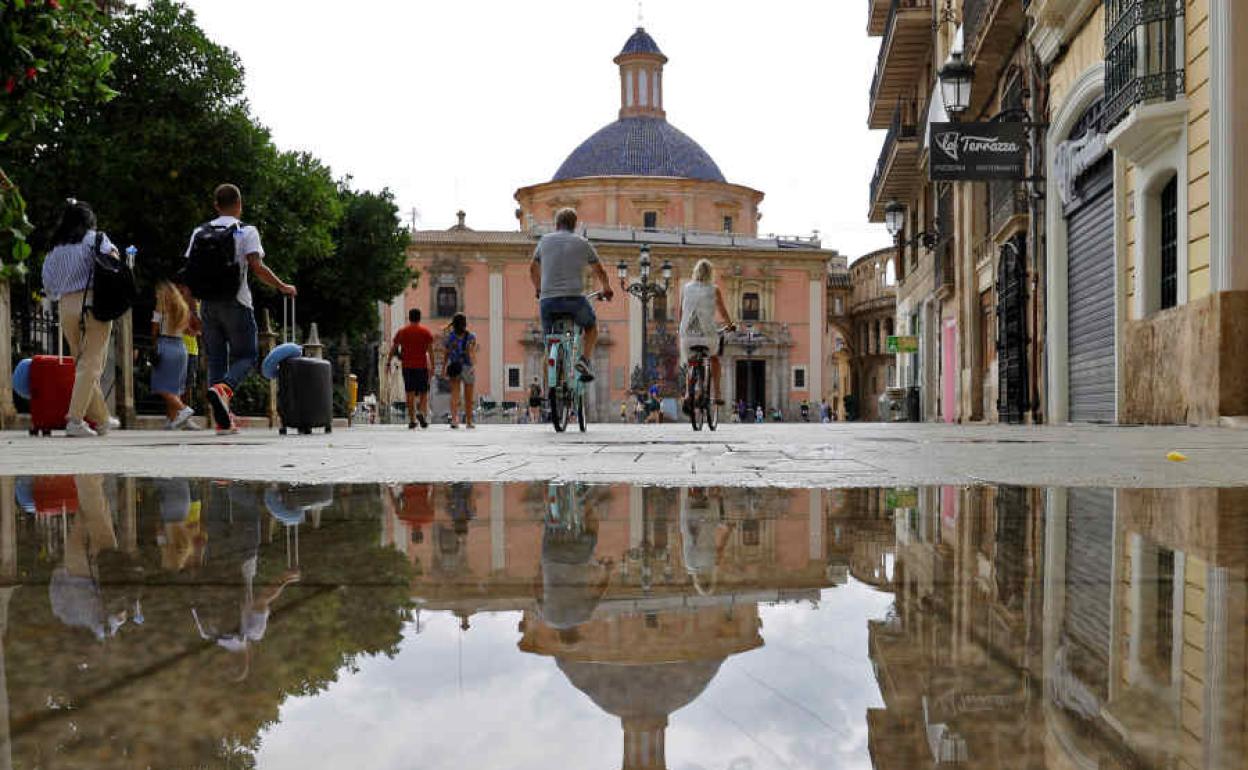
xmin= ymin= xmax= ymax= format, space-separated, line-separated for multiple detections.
xmin=615 ymin=27 xmax=667 ymax=120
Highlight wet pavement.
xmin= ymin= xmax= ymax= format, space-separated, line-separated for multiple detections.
xmin=0 ymin=476 xmax=1244 ymax=768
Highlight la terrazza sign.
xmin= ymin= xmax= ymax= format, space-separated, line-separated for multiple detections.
xmin=929 ymin=122 xmax=1026 ymax=181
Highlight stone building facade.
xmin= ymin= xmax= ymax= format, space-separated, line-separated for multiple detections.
xmin=865 ymin=0 xmax=1248 ymax=425
xmin=847 ymin=248 xmax=898 ymax=421
xmin=387 ymin=28 xmax=844 ymax=422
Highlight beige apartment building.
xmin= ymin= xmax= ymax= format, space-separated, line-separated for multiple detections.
xmin=866 ymin=0 xmax=1248 ymax=425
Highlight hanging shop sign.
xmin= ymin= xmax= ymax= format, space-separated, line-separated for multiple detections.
xmin=886 ymin=335 xmax=919 ymax=354
xmin=929 ymin=122 xmax=1026 ymax=181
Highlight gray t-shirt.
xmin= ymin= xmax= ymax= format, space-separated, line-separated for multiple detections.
xmin=532 ymin=230 xmax=599 ymax=300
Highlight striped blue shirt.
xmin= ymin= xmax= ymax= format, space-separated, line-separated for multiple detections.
xmin=41 ymin=230 xmax=116 ymax=300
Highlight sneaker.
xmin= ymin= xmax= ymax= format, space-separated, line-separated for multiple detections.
xmin=416 ymin=413 xmax=428 ymax=429
xmin=207 ymin=384 xmax=233 ymax=430
xmin=408 ymin=421 xmax=417 ymax=430
xmin=181 ymin=418 xmax=203 ymax=431
xmin=66 ymin=418 xmax=98 ymax=438
xmin=575 ymin=356 xmax=595 ymax=382
xmin=171 ymin=406 xmax=194 ymax=430
xmin=450 ymin=423 xmax=459 ymax=430
xmin=162 ymin=419 xmax=175 ymax=431
xmin=466 ymin=423 xmax=476 ymax=430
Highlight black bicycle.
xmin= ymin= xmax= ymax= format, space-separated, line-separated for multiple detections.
xmin=685 ymin=325 xmax=734 ymax=432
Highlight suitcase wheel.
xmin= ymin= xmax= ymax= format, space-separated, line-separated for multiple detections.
xmin=299 ymin=427 xmax=312 ymax=436
xmin=42 ymin=430 xmax=51 ymax=437
xmin=279 ymin=427 xmax=288 ymax=436
xmin=28 ymin=428 xmax=37 ymax=436
xmin=324 ymin=425 xmax=332 ymax=434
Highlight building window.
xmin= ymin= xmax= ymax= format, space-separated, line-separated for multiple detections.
xmin=723 ymin=216 xmax=734 ymax=233
xmin=1153 ymin=548 xmax=1175 ymax=683
xmin=643 ymin=211 xmax=658 ymax=231
xmin=652 ymin=292 xmax=667 ymax=321
xmin=742 ymin=519 xmax=760 ymax=546
xmin=436 ymin=286 xmax=458 ymax=318
xmin=1159 ymin=176 xmax=1178 ymax=310
xmin=793 ymin=367 xmax=807 ymax=390
xmin=833 ymin=296 xmax=844 ymax=316
xmin=741 ymin=292 xmax=761 ymax=321
xmin=506 ymin=365 xmax=522 ymax=390
xmin=830 ymin=363 xmax=840 ymax=391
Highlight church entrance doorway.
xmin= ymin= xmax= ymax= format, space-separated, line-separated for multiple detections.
xmin=736 ymin=360 xmax=766 ymax=411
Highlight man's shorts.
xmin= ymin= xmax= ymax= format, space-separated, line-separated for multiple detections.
xmin=540 ymin=296 xmax=596 ymax=334
xmin=402 ymin=367 xmax=430 ymax=394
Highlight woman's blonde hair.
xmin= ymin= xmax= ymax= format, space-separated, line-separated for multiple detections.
xmin=156 ymin=281 xmax=190 ymax=335
xmin=692 ymin=259 xmax=713 ymax=283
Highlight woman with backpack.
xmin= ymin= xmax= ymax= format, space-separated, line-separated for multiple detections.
xmin=150 ymin=280 xmax=196 ymax=430
xmin=443 ymin=313 xmax=477 ymax=430
xmin=40 ymin=200 xmax=120 ymax=438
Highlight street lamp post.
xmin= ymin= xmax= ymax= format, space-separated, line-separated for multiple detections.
xmin=617 ymin=244 xmax=672 ymax=392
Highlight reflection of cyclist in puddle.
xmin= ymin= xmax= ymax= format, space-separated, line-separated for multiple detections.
xmin=192 ymin=482 xmax=299 ymax=681
xmin=49 ymin=475 xmax=142 ymax=640
xmin=536 ymin=484 xmax=613 ymax=643
xmin=680 ymin=487 xmax=733 ymax=596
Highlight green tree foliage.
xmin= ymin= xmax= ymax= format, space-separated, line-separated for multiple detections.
xmin=0 ymin=0 xmax=116 ymax=278
xmin=3 ymin=0 xmax=416 ymax=346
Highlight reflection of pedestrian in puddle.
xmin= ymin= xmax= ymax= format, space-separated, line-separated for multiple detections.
xmin=192 ymin=482 xmax=300 ymax=681
xmin=680 ymin=487 xmax=733 ymax=596
xmin=49 ymin=475 xmax=142 ymax=640
xmin=432 ymin=483 xmax=475 ymax=576
xmin=536 ymin=484 xmax=613 ymax=644
xmin=155 ymin=478 xmax=206 ymax=573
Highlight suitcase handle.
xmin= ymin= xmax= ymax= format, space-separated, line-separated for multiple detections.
xmin=282 ymin=294 xmax=297 ymax=345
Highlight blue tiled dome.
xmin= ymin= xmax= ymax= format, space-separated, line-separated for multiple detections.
xmin=553 ymin=117 xmax=726 ymax=182
xmin=619 ymin=27 xmax=664 ymax=57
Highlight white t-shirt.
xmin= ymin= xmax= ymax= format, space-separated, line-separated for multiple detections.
xmin=183 ymin=215 xmax=265 ymax=309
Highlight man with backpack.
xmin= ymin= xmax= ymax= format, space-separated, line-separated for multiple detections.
xmin=182 ymin=184 xmax=296 ymax=435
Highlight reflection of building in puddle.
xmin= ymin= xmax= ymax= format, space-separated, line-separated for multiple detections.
xmin=1045 ymin=488 xmax=1248 ymax=769
xmin=868 ymin=485 xmax=1043 ymax=768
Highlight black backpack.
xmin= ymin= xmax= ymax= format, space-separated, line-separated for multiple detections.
xmin=86 ymin=232 xmax=137 ymax=322
xmin=181 ymin=221 xmax=242 ymax=301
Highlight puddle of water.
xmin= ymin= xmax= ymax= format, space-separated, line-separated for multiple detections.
xmin=0 ymin=476 xmax=1244 ymax=769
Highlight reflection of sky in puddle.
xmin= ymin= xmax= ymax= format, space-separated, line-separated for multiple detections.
xmin=2 ymin=477 xmax=1245 ymax=769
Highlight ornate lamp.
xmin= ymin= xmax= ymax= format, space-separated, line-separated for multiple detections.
xmin=938 ymin=51 xmax=974 ymax=117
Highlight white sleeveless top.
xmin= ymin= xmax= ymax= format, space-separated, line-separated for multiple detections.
xmin=680 ymin=281 xmax=717 ymax=346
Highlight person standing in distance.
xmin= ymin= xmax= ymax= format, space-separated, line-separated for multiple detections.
xmin=390 ymin=307 xmax=434 ymax=429
xmin=529 ymin=208 xmax=613 ymax=381
xmin=183 ymin=184 xmax=296 ymax=435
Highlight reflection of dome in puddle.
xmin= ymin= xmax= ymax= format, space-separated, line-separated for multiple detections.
xmin=558 ymin=658 xmax=725 ymax=770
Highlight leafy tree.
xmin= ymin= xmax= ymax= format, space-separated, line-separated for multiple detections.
xmin=0 ymin=0 xmax=116 ymax=278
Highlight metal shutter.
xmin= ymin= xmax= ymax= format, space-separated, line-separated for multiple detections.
xmin=1066 ymin=164 xmax=1116 ymax=422
xmin=1063 ymin=488 xmax=1114 ymax=695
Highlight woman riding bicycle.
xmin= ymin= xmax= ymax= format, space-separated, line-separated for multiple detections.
xmin=679 ymin=259 xmax=734 ymax=407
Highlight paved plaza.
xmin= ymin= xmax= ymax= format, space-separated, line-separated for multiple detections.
xmin=2 ymin=422 xmax=1246 ymax=487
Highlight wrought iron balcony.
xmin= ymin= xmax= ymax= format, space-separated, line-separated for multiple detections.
xmin=868 ymin=0 xmax=933 ymax=129
xmin=867 ymin=0 xmax=892 ymax=35
xmin=869 ymin=102 xmax=921 ymax=222
xmin=989 ymin=179 xmax=1029 ymax=236
xmin=961 ymin=0 xmax=1028 ymax=118
xmin=1104 ymin=0 xmax=1185 ymax=129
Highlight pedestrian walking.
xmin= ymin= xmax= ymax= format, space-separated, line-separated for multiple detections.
xmin=150 ymin=280 xmax=196 ymax=430
xmin=390 ymin=307 xmax=433 ymax=430
xmin=443 ymin=313 xmax=477 ymax=429
xmin=40 ymin=200 xmax=119 ymax=437
xmin=181 ymin=304 xmax=201 ymax=418
xmin=619 ymin=399 xmax=628 ymax=423
xmin=755 ymin=405 xmax=764 ymax=424
xmin=182 ymin=184 xmax=296 ymax=435
xmin=529 ymin=377 xmax=544 ymax=423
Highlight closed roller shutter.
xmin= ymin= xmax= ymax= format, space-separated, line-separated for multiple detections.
xmin=1066 ymin=161 xmax=1116 ymax=422
xmin=1063 ymin=487 xmax=1114 ymax=695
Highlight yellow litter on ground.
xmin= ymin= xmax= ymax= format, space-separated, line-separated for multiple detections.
xmin=1167 ymin=451 xmax=1188 ymax=462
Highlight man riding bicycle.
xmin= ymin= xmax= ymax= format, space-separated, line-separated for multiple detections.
xmin=530 ymin=208 xmax=614 ymax=381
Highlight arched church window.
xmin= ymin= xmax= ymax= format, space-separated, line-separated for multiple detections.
xmin=639 ymin=70 xmax=648 ymax=106
xmin=436 ymin=286 xmax=458 ymax=318
xmin=742 ymin=292 xmax=761 ymax=321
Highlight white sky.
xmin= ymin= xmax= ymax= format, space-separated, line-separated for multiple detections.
xmin=165 ymin=0 xmax=893 ymax=260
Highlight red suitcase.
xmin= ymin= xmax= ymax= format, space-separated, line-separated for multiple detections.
xmin=29 ymin=354 xmax=75 ymax=436
xmin=32 ymin=476 xmax=78 ymax=516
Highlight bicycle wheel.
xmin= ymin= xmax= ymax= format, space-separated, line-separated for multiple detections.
xmin=549 ymin=388 xmax=567 ymax=432
xmin=576 ymin=386 xmax=587 ymax=432
xmin=689 ymin=366 xmax=703 ymax=431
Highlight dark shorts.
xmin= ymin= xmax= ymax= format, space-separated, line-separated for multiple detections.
xmin=402 ymin=368 xmax=430 ymax=394
xmin=540 ymin=296 xmax=596 ymax=334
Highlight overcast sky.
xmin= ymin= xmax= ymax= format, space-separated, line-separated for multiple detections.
xmin=165 ymin=0 xmax=893 ymax=260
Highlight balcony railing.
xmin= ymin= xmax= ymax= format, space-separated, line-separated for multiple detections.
xmin=963 ymin=0 xmax=990 ymax=56
xmin=870 ymin=103 xmax=918 ymax=208
xmin=868 ymin=0 xmax=932 ymax=119
xmin=989 ymin=180 xmax=1029 ymax=235
xmin=1104 ymin=0 xmax=1185 ymax=129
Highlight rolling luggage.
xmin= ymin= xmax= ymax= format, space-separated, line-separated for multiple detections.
xmin=29 ymin=322 xmax=75 ymax=437
xmin=275 ymin=297 xmax=333 ymax=435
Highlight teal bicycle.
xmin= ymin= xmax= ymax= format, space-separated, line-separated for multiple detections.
xmin=545 ymin=292 xmax=604 ymax=433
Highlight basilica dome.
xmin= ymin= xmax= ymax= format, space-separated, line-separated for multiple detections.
xmin=553 ymin=117 xmax=726 ymax=182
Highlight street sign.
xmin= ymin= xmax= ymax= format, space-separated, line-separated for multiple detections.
xmin=887 ymin=335 xmax=919 ymax=353
xmin=929 ymin=122 xmax=1026 ymax=181
xmin=887 ymin=488 xmax=919 ymax=509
